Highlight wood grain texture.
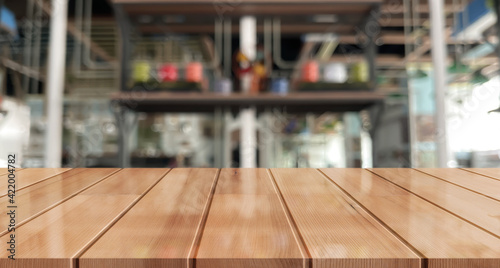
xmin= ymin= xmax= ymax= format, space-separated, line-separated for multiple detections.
xmin=271 ymin=168 xmax=420 ymax=268
xmin=417 ymin=168 xmax=500 ymax=201
xmin=320 ymin=168 xmax=500 ymax=268
xmin=0 ymin=168 xmax=72 ymax=197
xmin=462 ymin=168 xmax=500 ymax=181
xmin=79 ymin=168 xmax=218 ymax=268
xmin=0 ymin=168 xmax=118 ymax=235
xmin=0 ymin=168 xmax=19 ymax=176
xmin=195 ymin=168 xmax=306 ymax=268
xmin=369 ymin=168 xmax=500 ymax=237
xmin=0 ymin=168 xmax=167 ymax=268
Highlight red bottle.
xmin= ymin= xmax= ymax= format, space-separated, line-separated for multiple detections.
xmin=186 ymin=62 xmax=203 ymax=83
xmin=302 ymin=61 xmax=319 ymax=82
xmin=158 ymin=64 xmax=178 ymax=82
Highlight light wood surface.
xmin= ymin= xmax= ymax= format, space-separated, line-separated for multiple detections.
xmin=0 ymin=168 xmax=71 ymax=197
xmin=321 ymin=168 xmax=500 ymax=268
xmin=3 ymin=168 xmax=500 ymax=267
xmin=0 ymin=168 xmax=118 ymax=235
xmin=0 ymin=168 xmax=21 ymax=176
xmin=271 ymin=168 xmax=420 ymax=268
xmin=80 ymin=168 xmax=218 ymax=268
xmin=0 ymin=168 xmax=166 ymax=268
xmin=369 ymin=168 xmax=500 ymax=237
xmin=196 ymin=168 xmax=306 ymax=268
xmin=462 ymin=168 xmax=500 ymax=180
xmin=417 ymin=168 xmax=500 ymax=201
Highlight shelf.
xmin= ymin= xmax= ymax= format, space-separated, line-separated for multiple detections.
xmin=111 ymin=0 xmax=382 ymax=16
xmin=110 ymin=0 xmax=382 ymax=35
xmin=110 ymin=91 xmax=384 ymax=113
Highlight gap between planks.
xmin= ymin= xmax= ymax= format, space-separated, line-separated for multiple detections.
xmin=0 ymin=168 xmax=74 ymax=198
xmin=316 ymin=169 xmax=428 ymax=268
xmin=458 ymin=168 xmax=500 ymax=182
xmin=73 ymin=169 xmax=172 ymax=268
xmin=413 ymin=168 xmax=500 ymax=202
xmin=366 ymin=169 xmax=500 ymax=241
xmin=0 ymin=169 xmax=122 ymax=237
xmin=189 ymin=169 xmax=222 ymax=268
xmin=267 ymin=169 xmax=312 ymax=268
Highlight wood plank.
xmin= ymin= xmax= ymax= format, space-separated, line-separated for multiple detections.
xmin=320 ymin=168 xmax=500 ymax=268
xmin=417 ymin=168 xmax=500 ymax=201
xmin=79 ymin=168 xmax=219 ymax=268
xmin=271 ymin=169 xmax=420 ymax=268
xmin=369 ymin=168 xmax=500 ymax=237
xmin=271 ymin=168 xmax=421 ymax=268
xmin=0 ymin=168 xmax=72 ymax=197
xmin=0 ymin=168 xmax=14 ymax=176
xmin=462 ymin=168 xmax=500 ymax=181
xmin=0 ymin=168 xmax=168 ymax=268
xmin=0 ymin=168 xmax=118 ymax=235
xmin=195 ymin=168 xmax=306 ymax=268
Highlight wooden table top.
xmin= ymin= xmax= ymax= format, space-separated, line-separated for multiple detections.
xmin=0 ymin=168 xmax=499 ymax=268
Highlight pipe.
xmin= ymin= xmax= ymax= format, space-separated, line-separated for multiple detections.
xmin=263 ymin=18 xmax=272 ymax=75
xmin=44 ymin=0 xmax=68 ymax=168
xmin=428 ymin=0 xmax=451 ymax=167
xmin=272 ymin=18 xmax=297 ymax=69
xmin=495 ymin=0 xmax=500 ymax=71
xmin=22 ymin=0 xmax=34 ymax=94
xmin=72 ymin=0 xmax=83 ymax=71
xmin=31 ymin=0 xmax=42 ymax=94
xmin=213 ymin=19 xmax=223 ymax=70
xmin=224 ymin=18 xmax=231 ymax=78
xmin=82 ymin=0 xmax=113 ymax=69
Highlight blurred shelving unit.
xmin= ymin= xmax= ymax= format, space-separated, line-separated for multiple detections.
xmin=109 ymin=0 xmax=385 ymax=167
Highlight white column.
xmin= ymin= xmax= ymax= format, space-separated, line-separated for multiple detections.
xmin=428 ymin=0 xmax=450 ymax=167
xmin=239 ymin=16 xmax=257 ymax=168
xmin=44 ymin=0 xmax=68 ymax=168
xmin=239 ymin=16 xmax=256 ymax=94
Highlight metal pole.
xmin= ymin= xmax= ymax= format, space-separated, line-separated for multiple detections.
xmin=494 ymin=0 xmax=500 ymax=70
xmin=44 ymin=0 xmax=68 ymax=168
xmin=365 ymin=5 xmax=380 ymax=90
xmin=428 ymin=0 xmax=450 ymax=167
xmin=32 ymin=0 xmax=42 ymax=94
xmin=23 ymin=0 xmax=34 ymax=94
xmin=113 ymin=4 xmax=131 ymax=92
xmin=239 ymin=16 xmax=257 ymax=168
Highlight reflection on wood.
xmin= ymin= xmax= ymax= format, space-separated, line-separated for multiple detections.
xmin=0 ymin=168 xmax=118 ymax=235
xmin=196 ymin=169 xmax=306 ymax=268
xmin=369 ymin=168 xmax=500 ymax=237
xmin=417 ymin=168 xmax=500 ymax=201
xmin=0 ymin=169 xmax=165 ymax=268
xmin=272 ymin=168 xmax=420 ymax=268
xmin=80 ymin=168 xmax=217 ymax=268
xmin=321 ymin=168 xmax=500 ymax=268
xmin=0 ymin=168 xmax=71 ymax=197
xmin=462 ymin=168 xmax=500 ymax=181
xmin=1 ymin=168 xmax=500 ymax=267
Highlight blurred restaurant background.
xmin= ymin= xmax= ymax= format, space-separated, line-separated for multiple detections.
xmin=0 ymin=0 xmax=499 ymax=168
